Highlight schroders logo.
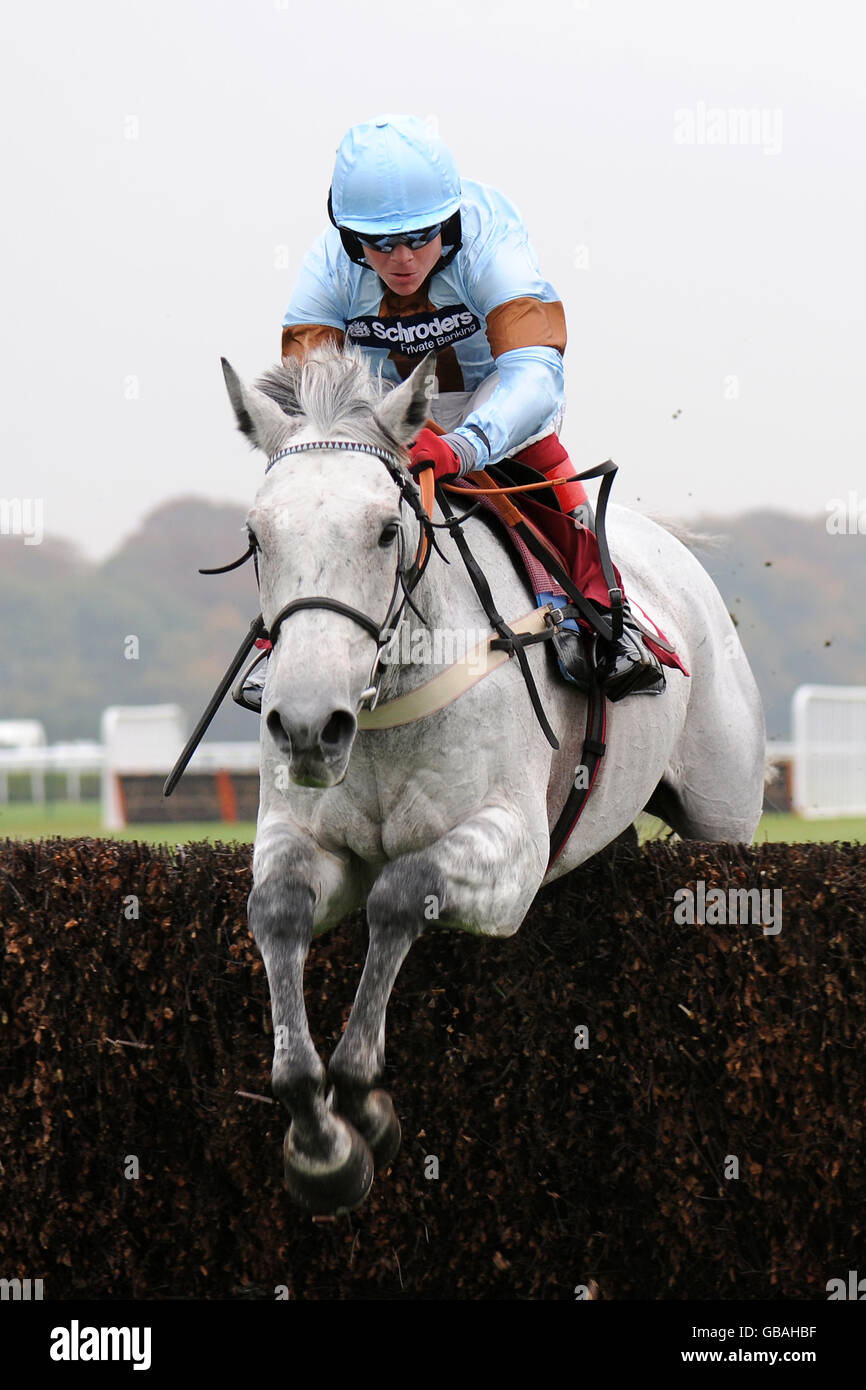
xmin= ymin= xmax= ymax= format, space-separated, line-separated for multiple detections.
xmin=345 ymin=304 xmax=482 ymax=356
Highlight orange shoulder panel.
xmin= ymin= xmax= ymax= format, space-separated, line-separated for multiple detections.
xmin=281 ymin=323 xmax=346 ymax=361
xmin=485 ymin=297 xmax=567 ymax=358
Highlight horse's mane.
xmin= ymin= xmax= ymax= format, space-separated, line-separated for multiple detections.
xmin=254 ymin=343 xmax=401 ymax=451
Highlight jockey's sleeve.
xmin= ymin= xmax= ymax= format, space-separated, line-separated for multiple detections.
xmin=449 ymin=338 xmax=565 ymax=471
xmin=282 ymin=323 xmax=346 ymax=360
xmin=447 ymin=203 xmax=568 ymax=469
xmin=280 ymin=231 xmax=348 ymax=361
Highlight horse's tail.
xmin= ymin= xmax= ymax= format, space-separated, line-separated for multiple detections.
xmin=645 ymin=516 xmax=727 ymax=553
xmin=763 ymin=749 xmax=786 ymax=787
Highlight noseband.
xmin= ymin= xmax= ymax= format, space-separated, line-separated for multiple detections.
xmin=259 ymin=439 xmax=437 ymax=711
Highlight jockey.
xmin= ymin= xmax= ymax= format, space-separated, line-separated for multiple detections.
xmin=240 ymin=114 xmax=663 ymax=709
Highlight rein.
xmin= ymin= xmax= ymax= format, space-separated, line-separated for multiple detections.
xmin=442 ymin=475 xmax=571 ymax=495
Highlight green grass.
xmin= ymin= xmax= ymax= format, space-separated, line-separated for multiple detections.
xmin=0 ymin=801 xmax=255 ymax=846
xmin=637 ymin=811 xmax=865 ymax=844
xmin=2 ymin=801 xmax=865 ymax=847
xmin=752 ymin=813 xmax=866 ymax=844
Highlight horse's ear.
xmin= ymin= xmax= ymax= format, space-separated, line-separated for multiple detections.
xmin=374 ymin=353 xmax=438 ymax=446
xmin=221 ymin=358 xmax=298 ymax=457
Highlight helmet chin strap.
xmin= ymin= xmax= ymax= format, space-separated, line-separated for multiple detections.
xmin=431 ymin=210 xmax=462 ymax=272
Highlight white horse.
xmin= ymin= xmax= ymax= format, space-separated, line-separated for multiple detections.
xmin=220 ymin=345 xmax=765 ymax=1214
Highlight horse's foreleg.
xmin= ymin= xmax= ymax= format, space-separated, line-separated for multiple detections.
xmin=328 ymin=804 xmax=546 ymax=1169
xmin=249 ymin=834 xmax=373 ymax=1213
xmin=327 ymin=856 xmax=445 ymax=1167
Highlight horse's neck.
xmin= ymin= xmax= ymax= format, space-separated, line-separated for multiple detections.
xmin=381 ymin=531 xmax=454 ymax=698
xmin=378 ymin=502 xmax=509 ymax=699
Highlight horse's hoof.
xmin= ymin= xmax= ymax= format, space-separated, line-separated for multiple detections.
xmin=283 ymin=1119 xmax=374 ymax=1215
xmin=364 ymin=1089 xmax=402 ymax=1171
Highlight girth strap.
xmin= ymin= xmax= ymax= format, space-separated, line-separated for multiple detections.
xmin=358 ymin=606 xmax=555 ymax=729
xmin=547 ymin=681 xmax=607 ymax=869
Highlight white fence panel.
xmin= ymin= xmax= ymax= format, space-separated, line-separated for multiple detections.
xmin=0 ymin=720 xmax=46 ymax=749
xmin=792 ymin=685 xmax=866 ymax=818
xmin=0 ymin=742 xmax=103 ymax=803
xmin=101 ymin=705 xmax=186 ymax=829
xmin=100 ymin=705 xmax=259 ymax=827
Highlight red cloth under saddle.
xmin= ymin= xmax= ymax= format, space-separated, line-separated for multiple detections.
xmin=454 ymin=481 xmax=689 ymax=677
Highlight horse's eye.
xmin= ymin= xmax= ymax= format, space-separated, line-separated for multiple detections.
xmin=378 ymin=522 xmax=399 ymax=548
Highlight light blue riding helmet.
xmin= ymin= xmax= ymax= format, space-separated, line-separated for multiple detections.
xmin=329 ymin=114 xmax=462 ymax=235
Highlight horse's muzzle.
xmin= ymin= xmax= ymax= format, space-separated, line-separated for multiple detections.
xmin=265 ymin=706 xmax=357 ymax=786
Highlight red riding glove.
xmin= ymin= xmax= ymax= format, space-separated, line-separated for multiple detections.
xmin=407 ymin=428 xmax=463 ymax=483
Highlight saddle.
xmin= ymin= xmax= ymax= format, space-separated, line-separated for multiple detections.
xmin=444 ymin=457 xmax=689 ymax=687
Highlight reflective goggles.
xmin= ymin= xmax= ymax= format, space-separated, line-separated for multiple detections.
xmin=353 ymin=222 xmax=443 ymax=253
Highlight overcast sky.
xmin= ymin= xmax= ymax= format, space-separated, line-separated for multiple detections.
xmin=3 ymin=0 xmax=864 ymax=560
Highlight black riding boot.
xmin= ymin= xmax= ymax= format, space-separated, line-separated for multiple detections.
xmin=593 ymin=597 xmax=666 ymax=700
xmin=566 ymin=496 xmax=665 ymax=698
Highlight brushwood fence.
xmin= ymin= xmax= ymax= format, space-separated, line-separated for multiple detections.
xmin=0 ymin=835 xmax=863 ymax=1300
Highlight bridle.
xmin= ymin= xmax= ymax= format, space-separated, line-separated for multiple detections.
xmin=167 ymin=436 xmax=446 ymax=799
xmin=253 ymin=438 xmax=443 ymax=712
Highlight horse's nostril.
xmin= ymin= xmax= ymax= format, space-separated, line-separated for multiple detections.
xmin=266 ymin=708 xmax=355 ymax=759
xmin=321 ymin=710 xmax=356 ymax=749
xmin=266 ymin=709 xmax=291 ymax=751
